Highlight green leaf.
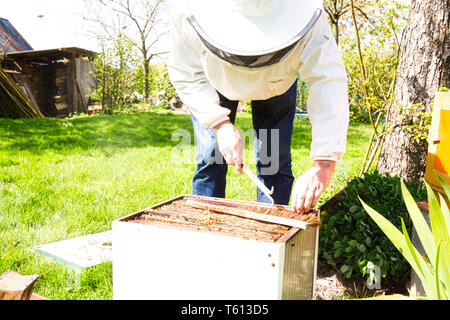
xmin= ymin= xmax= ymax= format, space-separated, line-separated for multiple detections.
xmin=437 ymin=174 xmax=450 ymax=200
xmin=400 ymin=218 xmax=436 ymax=298
xmin=439 ymin=194 xmax=450 ymax=231
xmin=436 ymin=194 xmax=450 ymax=292
xmin=436 ymin=174 xmax=450 ymax=240
xmin=401 ymin=181 xmax=436 ymax=263
xmin=341 ymin=265 xmax=351 ymax=273
xmin=401 ymin=218 xmax=424 ymax=276
xmin=359 ymin=259 xmax=368 ymax=268
xmin=341 ymin=264 xmax=353 ymax=278
xmin=334 ymin=248 xmax=343 ymax=259
xmin=436 ymin=242 xmax=442 ymax=300
xmin=426 ymin=183 xmax=450 ymax=248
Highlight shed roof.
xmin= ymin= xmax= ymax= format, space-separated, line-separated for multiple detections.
xmin=6 ymin=47 xmax=96 ymax=56
xmin=0 ymin=18 xmax=33 ymax=52
xmin=5 ymin=47 xmax=97 ymax=61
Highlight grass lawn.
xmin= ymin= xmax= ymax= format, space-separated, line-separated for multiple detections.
xmin=0 ymin=110 xmax=372 ymax=300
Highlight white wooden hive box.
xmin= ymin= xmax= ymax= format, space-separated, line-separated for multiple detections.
xmin=112 ymin=196 xmax=320 ymax=300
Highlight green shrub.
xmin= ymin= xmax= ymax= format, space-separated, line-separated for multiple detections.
xmin=343 ymin=48 xmax=400 ymax=124
xmin=90 ymin=36 xmax=140 ymax=113
xmin=320 ymin=170 xmax=427 ymax=283
xmin=135 ymin=63 xmax=178 ymax=102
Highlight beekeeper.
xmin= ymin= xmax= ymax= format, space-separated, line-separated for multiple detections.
xmin=168 ymin=0 xmax=349 ymax=213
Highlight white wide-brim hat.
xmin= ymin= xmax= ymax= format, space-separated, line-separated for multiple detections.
xmin=187 ymin=0 xmax=324 ymax=55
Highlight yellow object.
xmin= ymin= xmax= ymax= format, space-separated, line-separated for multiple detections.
xmin=425 ymin=92 xmax=450 ymax=205
xmin=435 ymin=109 xmax=450 ymax=173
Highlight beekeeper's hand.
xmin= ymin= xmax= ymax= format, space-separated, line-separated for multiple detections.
xmin=292 ymin=160 xmax=336 ymax=213
xmin=214 ymin=120 xmax=244 ymax=174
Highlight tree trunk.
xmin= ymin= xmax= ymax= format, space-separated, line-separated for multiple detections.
xmin=377 ymin=0 xmax=450 ymax=183
xmin=141 ymin=36 xmax=150 ymax=100
xmin=144 ymin=58 xmax=150 ymax=100
xmin=333 ymin=18 xmax=340 ymax=45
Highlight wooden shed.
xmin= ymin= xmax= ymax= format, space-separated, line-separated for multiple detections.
xmin=1 ymin=47 xmax=96 ymax=118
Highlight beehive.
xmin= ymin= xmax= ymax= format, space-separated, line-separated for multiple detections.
xmin=112 ymin=196 xmax=320 ymax=300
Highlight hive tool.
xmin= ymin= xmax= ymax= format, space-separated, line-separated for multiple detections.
xmin=241 ymin=163 xmax=275 ymax=207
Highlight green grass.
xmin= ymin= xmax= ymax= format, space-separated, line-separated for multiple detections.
xmin=0 ymin=110 xmax=372 ymax=300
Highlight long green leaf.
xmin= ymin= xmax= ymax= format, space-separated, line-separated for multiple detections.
xmin=427 ymin=186 xmax=449 ymax=298
xmin=399 ymin=217 xmax=437 ymax=299
xmin=426 ymin=183 xmax=450 ymax=248
xmin=436 ymin=175 xmax=450 ymax=294
xmin=440 ymin=194 xmax=450 ymax=234
xmin=360 ymin=198 xmax=436 ymax=298
xmin=439 ymin=241 xmax=450 ymax=296
xmin=401 ymin=218 xmax=424 ymax=282
xmin=437 ymin=174 xmax=450 ymax=200
xmin=401 ymin=181 xmax=436 ymax=262
xmin=437 ymin=194 xmax=450 ymax=293
xmin=436 ymin=175 xmax=450 ymax=243
xmin=436 ymin=242 xmax=442 ymax=300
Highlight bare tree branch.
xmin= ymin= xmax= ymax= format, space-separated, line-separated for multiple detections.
xmin=324 ymin=0 xmax=376 ymax=44
xmin=83 ymin=0 xmax=169 ymax=98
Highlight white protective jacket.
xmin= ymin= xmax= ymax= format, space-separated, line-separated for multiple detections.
xmin=168 ymin=3 xmax=350 ymax=162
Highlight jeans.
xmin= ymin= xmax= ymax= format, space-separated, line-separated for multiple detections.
xmin=191 ymin=80 xmax=298 ymax=205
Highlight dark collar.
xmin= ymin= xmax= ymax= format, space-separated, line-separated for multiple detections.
xmin=187 ymin=9 xmax=322 ymax=68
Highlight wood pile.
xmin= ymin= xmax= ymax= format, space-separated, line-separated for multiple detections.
xmin=0 ymin=67 xmax=43 ymax=118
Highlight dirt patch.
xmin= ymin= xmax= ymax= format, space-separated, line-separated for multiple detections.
xmin=316 ymin=262 xmax=409 ymax=300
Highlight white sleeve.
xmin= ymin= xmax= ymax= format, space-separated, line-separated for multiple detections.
xmin=167 ymin=12 xmax=232 ymax=129
xmin=299 ymin=13 xmax=350 ymax=162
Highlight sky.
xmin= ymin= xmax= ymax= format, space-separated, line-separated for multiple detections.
xmin=2 ymin=0 xmax=99 ymax=51
xmin=1 ymin=0 xmax=171 ymax=57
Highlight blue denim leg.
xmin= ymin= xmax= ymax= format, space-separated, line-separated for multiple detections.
xmin=191 ymin=93 xmax=239 ymax=198
xmin=252 ymin=80 xmax=298 ymax=205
